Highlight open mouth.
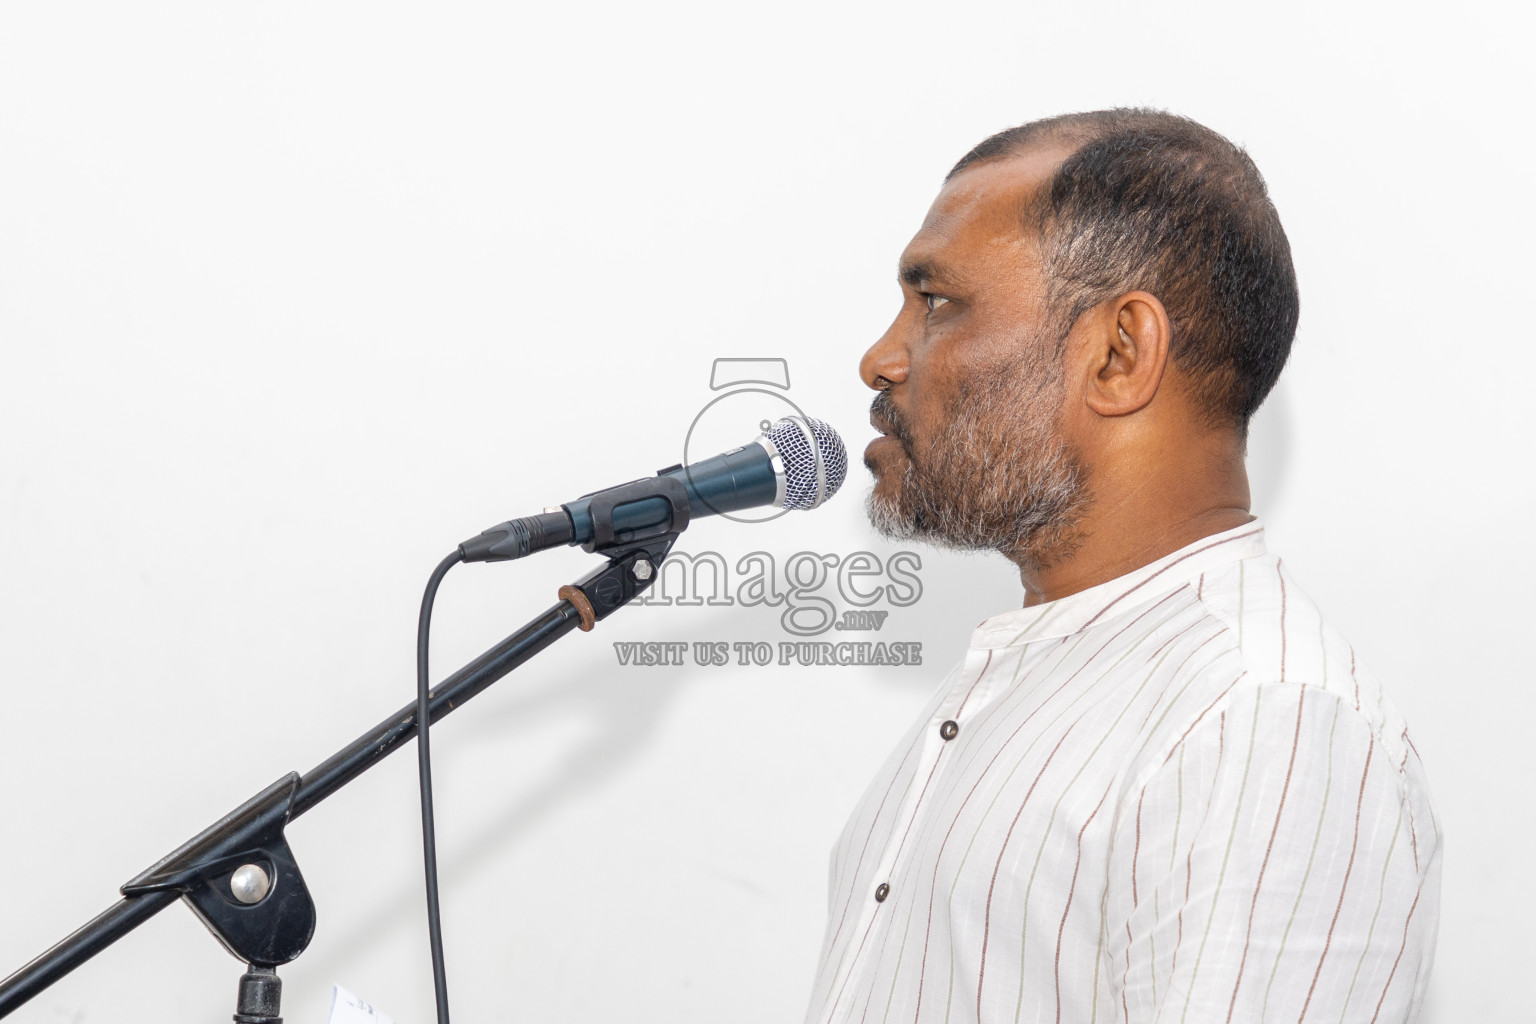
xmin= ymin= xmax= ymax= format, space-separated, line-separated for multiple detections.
xmin=864 ymin=416 xmax=906 ymax=470
xmin=868 ymin=396 xmax=904 ymax=442
xmin=866 ymin=393 xmax=916 ymax=472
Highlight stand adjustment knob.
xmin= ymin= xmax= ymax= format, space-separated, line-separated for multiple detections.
xmin=230 ymin=864 xmax=271 ymax=905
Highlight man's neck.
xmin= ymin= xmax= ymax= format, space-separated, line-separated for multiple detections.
xmin=1013 ymin=441 xmax=1254 ymax=607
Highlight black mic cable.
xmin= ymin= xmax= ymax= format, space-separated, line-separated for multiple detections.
xmin=417 ymin=550 xmax=462 ymax=1024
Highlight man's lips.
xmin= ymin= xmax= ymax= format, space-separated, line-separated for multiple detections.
xmin=863 ymin=435 xmax=901 ymax=477
xmin=866 ymin=399 xmax=909 ymax=463
xmin=867 ymin=395 xmax=913 ymax=471
xmin=864 ymin=421 xmax=905 ymax=469
xmin=869 ymin=405 xmax=901 ymax=441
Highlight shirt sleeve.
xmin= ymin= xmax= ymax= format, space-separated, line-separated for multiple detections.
xmin=1103 ymin=682 xmax=1439 ymax=1024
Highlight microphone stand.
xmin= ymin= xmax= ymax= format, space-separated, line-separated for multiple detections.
xmin=0 ymin=477 xmax=692 ymax=1023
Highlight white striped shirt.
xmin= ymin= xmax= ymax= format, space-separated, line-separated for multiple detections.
xmin=805 ymin=522 xmax=1440 ymax=1024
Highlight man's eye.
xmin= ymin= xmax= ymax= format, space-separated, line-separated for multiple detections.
xmin=925 ymin=294 xmax=950 ymax=311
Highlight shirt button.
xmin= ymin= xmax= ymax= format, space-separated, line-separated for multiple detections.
xmin=939 ymin=720 xmax=959 ymax=741
xmin=874 ymin=882 xmax=890 ymax=903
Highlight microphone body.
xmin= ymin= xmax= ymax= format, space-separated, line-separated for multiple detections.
xmin=460 ymin=417 xmax=845 ymax=563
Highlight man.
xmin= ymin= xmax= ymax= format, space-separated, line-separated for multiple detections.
xmin=806 ymin=110 xmax=1439 ymax=1023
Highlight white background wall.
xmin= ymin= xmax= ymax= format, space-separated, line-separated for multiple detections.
xmin=1 ymin=3 xmax=1529 ymax=1022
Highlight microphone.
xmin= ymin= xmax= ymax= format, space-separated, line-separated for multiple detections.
xmin=459 ymin=415 xmax=848 ymax=563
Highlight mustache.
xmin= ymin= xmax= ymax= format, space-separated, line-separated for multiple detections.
xmin=870 ymin=390 xmax=915 ymax=449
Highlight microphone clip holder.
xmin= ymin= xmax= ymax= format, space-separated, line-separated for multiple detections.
xmin=578 ymin=474 xmax=690 ymax=554
xmin=557 ymin=475 xmax=689 ymax=630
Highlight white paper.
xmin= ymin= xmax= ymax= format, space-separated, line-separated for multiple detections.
xmin=326 ymin=984 xmax=398 ymax=1024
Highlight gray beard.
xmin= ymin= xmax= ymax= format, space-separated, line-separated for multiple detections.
xmin=864 ymin=364 xmax=1089 ymax=568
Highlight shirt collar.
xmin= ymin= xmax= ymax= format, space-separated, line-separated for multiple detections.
xmin=968 ymin=519 xmax=1267 ymax=649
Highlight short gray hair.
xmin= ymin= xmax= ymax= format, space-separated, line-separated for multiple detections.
xmin=950 ymin=109 xmax=1300 ymax=431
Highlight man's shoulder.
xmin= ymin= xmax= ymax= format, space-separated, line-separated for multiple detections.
xmin=1174 ymin=550 xmax=1414 ymax=778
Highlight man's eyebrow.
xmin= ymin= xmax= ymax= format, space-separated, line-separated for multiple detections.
xmin=899 ymin=258 xmax=957 ymax=289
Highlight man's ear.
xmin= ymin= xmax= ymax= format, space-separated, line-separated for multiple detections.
xmin=1081 ymin=291 xmax=1172 ymax=417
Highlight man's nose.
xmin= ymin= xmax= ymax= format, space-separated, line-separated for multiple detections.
xmin=860 ymin=317 xmax=909 ymax=390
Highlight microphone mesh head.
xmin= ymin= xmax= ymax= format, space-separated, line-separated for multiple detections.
xmin=765 ymin=416 xmax=847 ymax=510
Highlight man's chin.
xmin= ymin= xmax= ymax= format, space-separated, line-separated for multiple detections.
xmin=863 ymin=485 xmax=919 ymax=542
